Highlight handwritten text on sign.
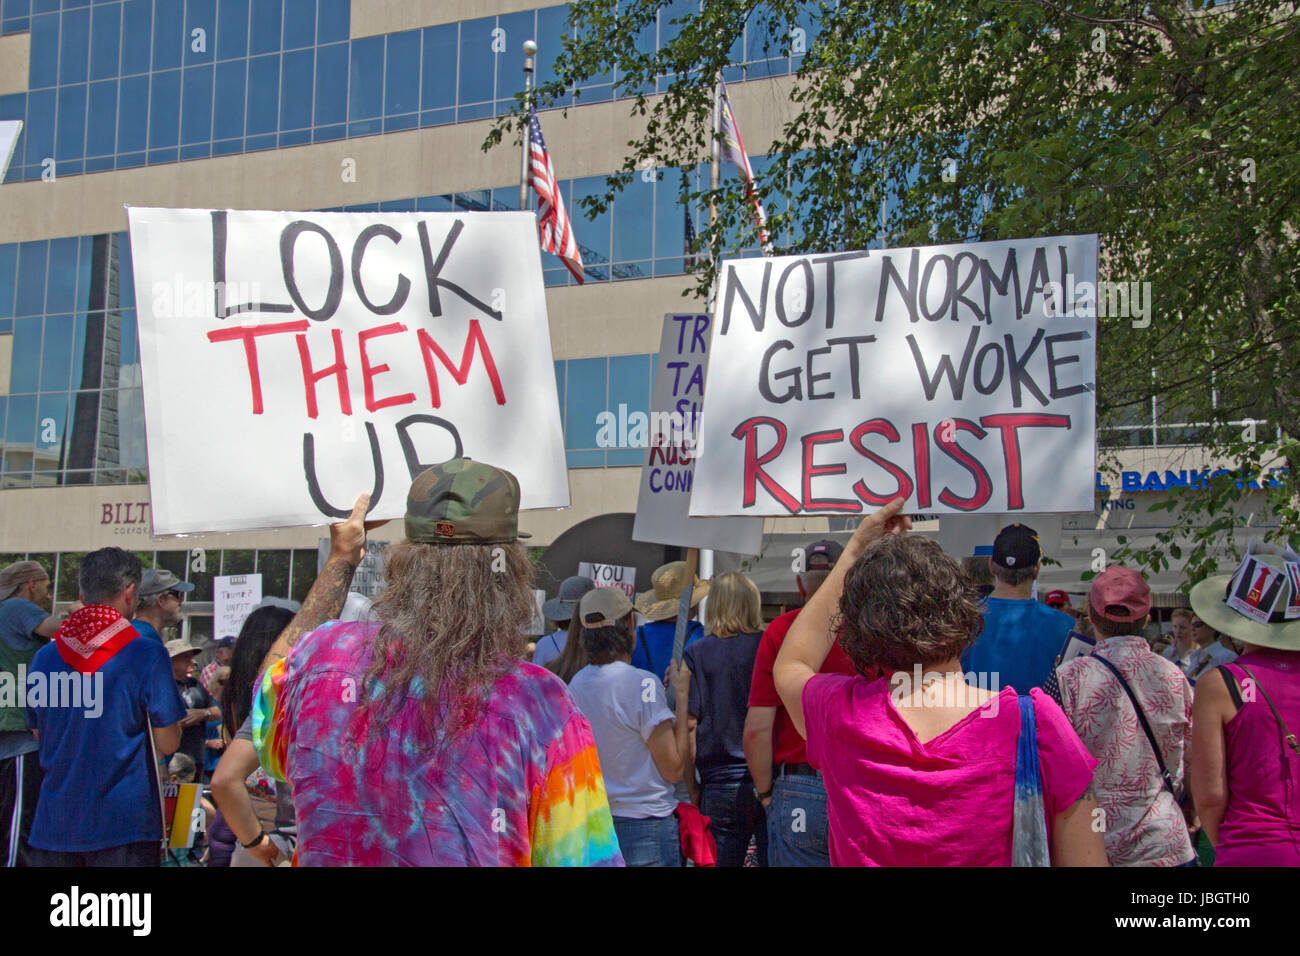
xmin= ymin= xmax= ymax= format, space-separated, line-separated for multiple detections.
xmin=213 ymin=574 xmax=262 ymax=639
xmin=690 ymin=235 xmax=1098 ymax=517
xmin=127 ymin=208 xmax=568 ymax=535
xmin=578 ymin=562 xmax=636 ymax=600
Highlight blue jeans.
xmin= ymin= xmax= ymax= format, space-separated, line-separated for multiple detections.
xmin=702 ymin=779 xmax=767 ymax=867
xmin=767 ymin=772 xmax=831 ymax=867
xmin=613 ymin=814 xmax=683 ymax=867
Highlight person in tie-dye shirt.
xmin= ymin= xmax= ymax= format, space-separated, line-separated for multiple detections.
xmin=252 ymin=460 xmax=622 ymax=866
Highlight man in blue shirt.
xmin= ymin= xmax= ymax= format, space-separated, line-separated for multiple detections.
xmin=632 ymin=561 xmax=708 ymax=680
xmin=26 ymin=548 xmax=186 ymax=866
xmin=131 ymin=568 xmax=194 ymax=644
xmin=961 ymin=524 xmax=1075 ymax=693
xmin=0 ymin=561 xmax=61 ymax=866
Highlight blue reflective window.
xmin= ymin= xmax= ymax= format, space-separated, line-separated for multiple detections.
xmin=554 ymin=360 xmax=566 ymax=429
xmin=181 ymin=64 xmax=214 ymax=144
xmin=148 ymin=69 xmax=181 ymax=147
xmin=58 ymin=7 xmax=90 ymax=85
xmin=654 ymin=171 xmax=692 ymax=263
xmin=185 ymin=0 xmax=216 ymax=65
xmin=384 ymin=29 xmax=419 ymax=117
xmin=116 ymin=311 xmax=139 ymax=383
xmin=280 ymin=48 xmax=313 ymax=129
xmin=117 ymin=75 xmax=148 ymax=152
xmin=120 ymin=0 xmax=153 ymax=76
xmin=570 ymin=177 xmax=611 ymax=278
xmin=213 ymin=58 xmax=247 ymax=139
xmin=564 ymin=357 xmax=606 ymax=453
xmin=28 ymin=13 xmax=59 ymax=89
xmin=9 ymin=317 xmax=41 ymax=392
xmin=55 ymin=83 xmax=86 ymax=161
xmin=458 ymin=18 xmax=494 ymax=108
xmin=152 ymin=0 xmax=184 ymax=71
xmin=0 ymin=244 xmax=16 ymax=318
xmin=313 ymin=42 xmax=346 ymax=125
xmin=216 ymin=0 xmax=249 ymax=60
xmin=249 ymin=0 xmax=282 ymax=56
xmin=494 ymin=10 xmax=534 ymax=108
xmin=421 ymin=24 xmax=456 ymax=110
xmin=34 ymin=391 xmax=69 ymax=468
xmin=534 ymin=5 xmax=569 ymax=91
xmin=89 ymin=2 xmax=121 ymax=81
xmin=317 ymin=0 xmax=348 ymax=45
xmin=5 ymin=394 xmax=36 ymax=461
xmin=74 ymin=236 xmax=93 ymax=312
xmin=44 ymin=236 xmax=78 ymax=315
xmin=15 ymin=242 xmax=46 ymax=318
xmin=613 ymin=174 xmax=653 ymax=265
xmin=282 ymin=0 xmax=314 ymax=50
xmin=85 ymin=80 xmax=118 ymax=157
xmin=348 ymin=35 xmax=382 ymax=120
xmin=39 ymin=315 xmax=73 ymax=391
xmin=608 ymin=353 xmax=651 ymax=465
xmin=69 ymin=312 xmax=97 ymax=389
xmin=116 ymin=237 xmax=135 ymax=309
xmin=246 ymin=54 xmax=279 ymax=134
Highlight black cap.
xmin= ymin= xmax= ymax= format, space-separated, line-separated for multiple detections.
xmin=992 ymin=524 xmax=1041 ymax=569
xmin=804 ymin=539 xmax=844 ymax=570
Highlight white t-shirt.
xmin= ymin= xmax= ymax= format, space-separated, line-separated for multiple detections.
xmin=568 ymin=661 xmax=676 ymax=819
xmin=531 ymin=628 xmax=567 ymax=669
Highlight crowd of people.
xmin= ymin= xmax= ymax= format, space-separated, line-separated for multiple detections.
xmin=1 ymin=459 xmax=1297 ymax=867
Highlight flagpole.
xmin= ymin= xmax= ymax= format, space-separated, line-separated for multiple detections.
xmin=518 ymin=39 xmax=537 ymax=211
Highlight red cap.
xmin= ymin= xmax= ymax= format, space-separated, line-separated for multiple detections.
xmin=1045 ymin=590 xmax=1069 ymax=607
xmin=1089 ymin=567 xmax=1151 ymax=623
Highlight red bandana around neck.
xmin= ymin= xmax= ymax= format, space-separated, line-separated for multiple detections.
xmin=55 ymin=605 xmax=140 ymax=674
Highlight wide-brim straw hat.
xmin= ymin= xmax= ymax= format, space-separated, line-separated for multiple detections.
xmin=634 ymin=561 xmax=710 ymax=622
xmin=1189 ymin=544 xmax=1300 ymax=652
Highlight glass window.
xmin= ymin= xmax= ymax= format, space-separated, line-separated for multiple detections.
xmin=317 ymin=0 xmax=348 ymax=45
xmin=15 ymin=241 xmax=46 ymax=318
xmin=554 ymin=360 xmax=565 ymax=429
xmin=608 ymin=353 xmax=650 ymax=465
xmin=89 ymin=2 xmax=121 ymax=81
xmin=9 ymin=317 xmax=39 ymax=393
xmin=117 ymin=387 xmax=147 ymax=470
xmin=44 ymin=235 xmax=78 ymax=316
xmin=458 ymin=17 xmax=494 ymax=110
xmin=185 ymin=0 xmax=216 ymax=64
xmin=0 ymin=396 xmax=6 ymax=462
xmin=56 ymin=552 xmax=87 ymax=602
xmin=249 ymin=0 xmax=282 ymax=56
xmin=117 ymin=75 xmax=149 ymax=153
xmin=39 ymin=315 xmax=73 ymax=392
xmin=282 ymin=0 xmax=315 ymax=50
xmin=58 ymin=7 xmax=90 ymax=86
xmin=313 ymin=42 xmax=346 ymax=125
xmin=69 ymin=312 xmax=99 ymax=390
xmin=280 ymin=48 xmax=313 ymax=130
xmin=534 ymin=5 xmax=569 ymax=91
xmin=421 ymin=25 xmax=457 ymax=111
xmin=385 ymin=29 xmax=420 ymax=117
xmin=120 ymin=0 xmax=152 ymax=76
xmin=290 ymin=548 xmax=317 ymax=602
xmin=613 ymin=174 xmax=653 ymax=265
xmin=4 ymin=393 xmax=35 ymax=460
xmin=149 ymin=70 xmax=181 ymax=148
xmin=569 ymin=177 xmax=611 ymax=279
xmin=564 ymin=356 xmax=606 ymax=451
xmin=181 ymin=65 xmax=214 ymax=144
xmin=0 ymin=244 xmax=15 ymax=318
xmin=85 ymin=80 xmax=117 ymax=157
xmin=494 ymin=10 xmax=534 ymax=108
xmin=22 ymin=89 xmax=54 ymax=166
xmin=213 ymin=58 xmax=247 ymax=140
xmin=28 ymin=13 xmax=58 ymax=89
xmin=74 ymin=235 xmax=94 ymax=312
xmin=257 ymin=548 xmax=291 ymax=597
xmin=152 ymin=0 xmax=184 ymax=71
xmin=34 ymin=391 xmax=68 ymax=471
xmin=221 ymin=548 xmax=256 ymax=575
xmin=114 ymin=310 xmax=140 ymax=387
xmin=349 ymin=35 xmax=383 ymax=120
xmin=246 ymin=54 xmax=280 ymax=135
xmin=216 ymin=0 xmax=249 ymax=61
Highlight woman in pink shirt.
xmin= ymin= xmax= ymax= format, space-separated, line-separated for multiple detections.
xmin=1190 ymin=545 xmax=1300 ymax=866
xmin=774 ymin=500 xmax=1107 ymax=866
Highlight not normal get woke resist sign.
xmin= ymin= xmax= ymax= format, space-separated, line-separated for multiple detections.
xmin=128 ymin=208 xmax=568 ymax=535
xmin=690 ymin=235 xmax=1098 ymax=518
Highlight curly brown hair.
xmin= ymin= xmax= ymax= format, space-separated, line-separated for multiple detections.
xmin=836 ymin=536 xmax=984 ymax=672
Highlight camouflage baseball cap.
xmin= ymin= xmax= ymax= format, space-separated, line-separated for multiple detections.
xmin=405 ymin=458 xmax=531 ymax=545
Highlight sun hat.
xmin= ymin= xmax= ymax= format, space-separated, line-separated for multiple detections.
xmin=634 ymin=561 xmax=710 ymax=622
xmin=1189 ymin=542 xmax=1300 ymax=651
xmin=543 ymin=575 xmax=596 ymax=622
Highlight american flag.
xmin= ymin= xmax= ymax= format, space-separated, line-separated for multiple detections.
xmin=717 ymin=79 xmax=771 ymax=250
xmin=528 ymin=108 xmax=584 ymax=284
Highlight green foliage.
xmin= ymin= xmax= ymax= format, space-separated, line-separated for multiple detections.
xmin=488 ymin=0 xmax=1300 ymax=586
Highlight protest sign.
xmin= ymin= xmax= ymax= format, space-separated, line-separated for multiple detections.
xmin=214 ymin=574 xmax=262 ymax=638
xmin=163 ymin=782 xmax=204 ymax=850
xmin=0 ymin=121 xmax=20 ymax=182
xmin=690 ymin=235 xmax=1098 ymax=517
xmin=631 ymin=314 xmax=763 ymax=554
xmin=127 ymin=208 xmax=568 ymax=535
xmin=578 ymin=562 xmax=636 ymax=600
xmin=317 ymin=538 xmax=389 ymax=598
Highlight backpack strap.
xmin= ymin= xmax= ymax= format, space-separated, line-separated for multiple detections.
xmin=1094 ymin=655 xmax=1178 ymax=798
xmin=1217 ymin=665 xmax=1244 ymax=711
xmin=636 ymin=625 xmax=655 ymax=678
xmin=1237 ymin=663 xmax=1300 ymax=758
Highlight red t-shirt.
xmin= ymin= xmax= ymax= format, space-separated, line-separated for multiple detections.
xmin=747 ymin=608 xmax=860 ymax=765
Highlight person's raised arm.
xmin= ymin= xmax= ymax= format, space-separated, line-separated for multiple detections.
xmin=1191 ymin=667 xmax=1233 ymax=845
xmin=258 ymin=494 xmax=386 ymax=674
xmin=775 ymin=498 xmax=910 ymax=737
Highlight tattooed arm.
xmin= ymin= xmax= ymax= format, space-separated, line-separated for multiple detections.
xmin=258 ymin=494 xmax=385 ymax=674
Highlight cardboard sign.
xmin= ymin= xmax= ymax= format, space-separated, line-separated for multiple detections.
xmin=690 ymin=236 xmax=1098 ymax=517
xmin=631 ymin=314 xmax=762 ymax=554
xmin=162 ymin=782 xmax=204 ymax=849
xmin=127 ymin=208 xmax=568 ymax=535
xmin=214 ymin=574 xmax=262 ymax=639
xmin=578 ymin=562 xmax=636 ymax=600
xmin=317 ymin=538 xmax=389 ymax=598
xmin=1228 ymin=552 xmax=1287 ymax=624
